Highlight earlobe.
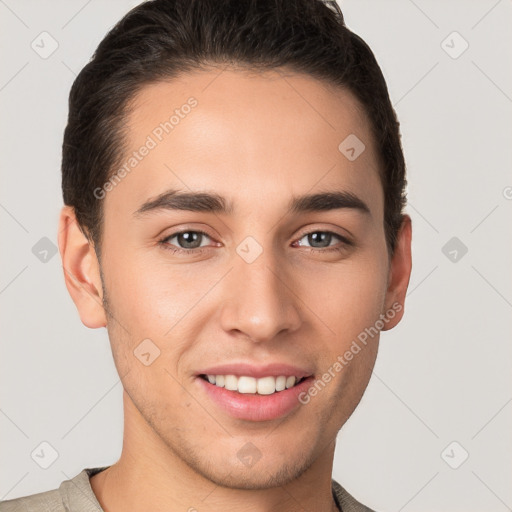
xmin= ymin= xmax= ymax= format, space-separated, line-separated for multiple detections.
xmin=381 ymin=214 xmax=412 ymax=331
xmin=57 ymin=206 xmax=107 ymax=329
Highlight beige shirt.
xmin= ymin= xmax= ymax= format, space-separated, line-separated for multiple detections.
xmin=0 ymin=466 xmax=375 ymax=512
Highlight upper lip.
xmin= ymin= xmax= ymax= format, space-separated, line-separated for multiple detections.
xmin=196 ymin=363 xmax=314 ymax=380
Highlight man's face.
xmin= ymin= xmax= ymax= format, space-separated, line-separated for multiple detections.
xmin=93 ymin=68 xmax=399 ymax=488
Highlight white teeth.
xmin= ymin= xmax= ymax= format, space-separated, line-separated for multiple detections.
xmin=275 ymin=375 xmax=286 ymax=391
xmin=224 ymin=375 xmax=238 ymax=391
xmin=237 ymin=376 xmax=257 ymax=394
xmin=257 ymin=376 xmax=276 ymax=395
xmin=205 ymin=374 xmax=301 ymax=395
xmin=285 ymin=376 xmax=296 ymax=389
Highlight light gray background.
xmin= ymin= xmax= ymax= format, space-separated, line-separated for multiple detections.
xmin=1 ymin=1 xmax=511 ymax=511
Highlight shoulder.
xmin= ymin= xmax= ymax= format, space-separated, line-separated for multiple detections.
xmin=0 ymin=487 xmax=64 ymax=512
xmin=0 ymin=467 xmax=109 ymax=512
xmin=332 ymin=478 xmax=376 ymax=512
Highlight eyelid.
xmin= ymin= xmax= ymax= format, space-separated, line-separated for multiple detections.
xmin=156 ymin=221 xmax=216 ymax=237
xmin=160 ymin=228 xmax=216 ymax=245
xmin=294 ymin=226 xmax=354 ymax=245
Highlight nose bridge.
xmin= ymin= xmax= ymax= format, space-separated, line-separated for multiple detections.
xmin=219 ymin=237 xmax=302 ymax=341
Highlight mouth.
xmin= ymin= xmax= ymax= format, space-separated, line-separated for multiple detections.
xmin=195 ymin=372 xmax=315 ymax=421
xmin=198 ymin=374 xmax=309 ymax=395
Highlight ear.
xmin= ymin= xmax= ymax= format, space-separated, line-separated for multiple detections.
xmin=57 ymin=206 xmax=107 ymax=329
xmin=381 ymin=214 xmax=412 ymax=331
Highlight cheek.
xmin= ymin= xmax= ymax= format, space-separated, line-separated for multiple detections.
xmin=102 ymin=254 xmax=226 ymax=377
xmin=103 ymin=253 xmax=194 ymax=333
xmin=302 ymin=256 xmax=389 ymax=344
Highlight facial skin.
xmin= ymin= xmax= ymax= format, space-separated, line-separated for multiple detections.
xmin=58 ymin=67 xmax=412 ymax=512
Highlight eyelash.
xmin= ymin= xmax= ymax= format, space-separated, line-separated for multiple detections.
xmin=158 ymin=229 xmax=353 ymax=256
xmin=158 ymin=229 xmax=214 ymax=256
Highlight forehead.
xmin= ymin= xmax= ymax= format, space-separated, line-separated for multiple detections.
xmin=106 ymin=67 xmax=383 ymax=221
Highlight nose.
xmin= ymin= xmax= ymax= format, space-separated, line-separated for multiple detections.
xmin=219 ymin=245 xmax=302 ymax=343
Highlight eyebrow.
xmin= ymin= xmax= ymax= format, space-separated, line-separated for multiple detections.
xmin=133 ymin=189 xmax=371 ymax=217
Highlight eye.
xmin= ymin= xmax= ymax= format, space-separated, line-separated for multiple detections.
xmin=159 ymin=230 xmax=214 ymax=254
xmin=158 ymin=228 xmax=353 ymax=256
xmin=294 ymin=230 xmax=352 ymax=252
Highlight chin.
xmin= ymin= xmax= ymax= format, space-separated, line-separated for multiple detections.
xmin=199 ymin=455 xmax=314 ymax=490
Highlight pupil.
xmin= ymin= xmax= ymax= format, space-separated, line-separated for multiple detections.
xmin=309 ymin=232 xmax=331 ymax=248
xmin=178 ymin=232 xmax=201 ymax=249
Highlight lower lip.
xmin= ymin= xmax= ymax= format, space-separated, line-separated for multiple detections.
xmin=196 ymin=376 xmax=314 ymax=422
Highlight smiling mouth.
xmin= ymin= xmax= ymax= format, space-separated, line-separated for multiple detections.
xmin=198 ymin=374 xmax=309 ymax=395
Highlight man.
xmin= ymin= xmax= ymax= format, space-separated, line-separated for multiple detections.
xmin=1 ymin=0 xmax=411 ymax=510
